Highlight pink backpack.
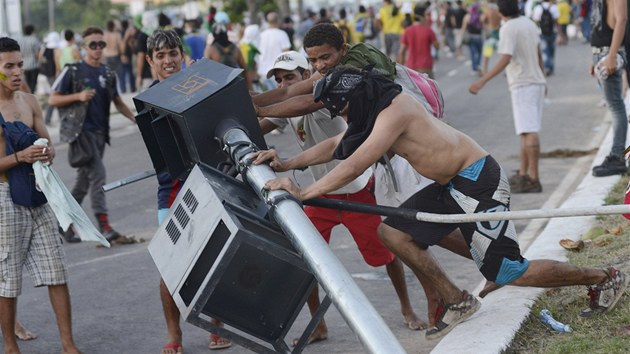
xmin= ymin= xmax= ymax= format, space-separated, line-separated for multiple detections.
xmin=395 ymin=64 xmax=445 ymax=119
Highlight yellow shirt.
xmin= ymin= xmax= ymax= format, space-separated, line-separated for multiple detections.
xmin=379 ymin=4 xmax=405 ymax=35
xmin=557 ymin=1 xmax=571 ymax=25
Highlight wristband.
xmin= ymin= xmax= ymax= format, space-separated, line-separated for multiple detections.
xmin=14 ymin=152 xmax=20 ymax=164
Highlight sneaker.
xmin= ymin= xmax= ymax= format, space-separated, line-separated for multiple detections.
xmin=592 ymin=155 xmax=628 ymax=177
xmin=512 ymin=176 xmax=543 ymax=193
xmin=580 ymin=267 xmax=628 ymax=318
xmin=425 ymin=291 xmax=481 ymax=340
xmin=103 ymin=230 xmax=122 ymax=242
xmin=59 ymin=226 xmax=81 ymax=243
xmin=508 ymin=172 xmax=527 ymax=190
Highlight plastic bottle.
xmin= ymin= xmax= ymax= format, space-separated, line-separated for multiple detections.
xmin=539 ymin=309 xmax=572 ymax=333
xmin=596 ymin=53 xmax=625 ymax=81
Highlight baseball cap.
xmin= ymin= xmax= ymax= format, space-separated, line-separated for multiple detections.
xmin=266 ymin=51 xmax=309 ymax=79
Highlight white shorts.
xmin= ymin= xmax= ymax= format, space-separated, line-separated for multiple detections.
xmin=510 ymin=84 xmax=545 ymax=135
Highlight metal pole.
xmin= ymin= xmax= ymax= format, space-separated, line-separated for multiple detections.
xmin=48 ymin=0 xmax=54 ymax=31
xmin=303 ymin=197 xmax=630 ymax=223
xmin=218 ymin=125 xmax=405 ymax=354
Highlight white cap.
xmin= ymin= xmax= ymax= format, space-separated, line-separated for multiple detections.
xmin=266 ymin=51 xmax=309 ymax=79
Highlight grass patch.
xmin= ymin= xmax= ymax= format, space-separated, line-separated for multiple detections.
xmin=505 ymin=177 xmax=630 ymax=354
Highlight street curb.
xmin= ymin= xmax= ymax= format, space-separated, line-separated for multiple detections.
xmin=432 ymin=117 xmax=623 ymax=353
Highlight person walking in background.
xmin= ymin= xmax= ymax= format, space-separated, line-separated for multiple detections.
xmin=481 ymin=0 xmax=502 ymax=75
xmin=49 ymin=26 xmax=136 ymax=243
xmin=378 ymin=0 xmax=406 ymax=60
xmin=452 ymin=0 xmax=468 ymax=59
xmin=134 ymin=23 xmax=153 ymax=91
xmin=443 ymin=2 xmax=457 ymax=56
xmin=55 ymin=30 xmax=81 ymax=75
xmin=184 ymin=18 xmax=207 ymax=61
xmin=588 ymin=0 xmax=628 ymax=176
xmin=461 ymin=2 xmax=484 ymax=75
xmin=580 ymin=0 xmax=592 ymax=43
xmin=556 ymin=0 xmax=572 ymax=45
xmin=40 ymin=31 xmax=59 ymax=125
xmin=204 ymin=22 xmax=248 ymax=80
xmin=257 ymin=12 xmax=292 ymax=90
xmin=398 ymin=6 xmax=439 ymax=79
xmin=17 ymin=24 xmax=41 ymax=94
xmin=121 ymin=22 xmax=138 ymax=93
xmin=469 ymin=0 xmax=546 ymax=193
xmin=532 ymin=0 xmax=560 ymax=76
xmin=104 ymin=20 xmax=125 ymax=93
xmin=239 ymin=24 xmax=261 ymax=91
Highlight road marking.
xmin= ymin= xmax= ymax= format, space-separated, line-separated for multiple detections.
xmin=68 ymin=246 xmax=146 ymax=269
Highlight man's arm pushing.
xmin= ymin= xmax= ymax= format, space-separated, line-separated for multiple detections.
xmin=254 ymin=133 xmax=343 ymax=172
xmin=257 ymin=94 xmax=325 ymax=118
xmin=261 ymin=107 xmax=407 ymax=200
xmin=252 ymin=71 xmax=321 ymax=107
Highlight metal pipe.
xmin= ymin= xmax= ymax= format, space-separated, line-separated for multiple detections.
xmin=220 ymin=127 xmax=405 ymax=354
xmin=304 ymin=198 xmax=630 ymax=223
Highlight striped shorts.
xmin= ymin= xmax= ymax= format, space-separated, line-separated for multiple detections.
xmin=0 ymin=183 xmax=67 ymax=297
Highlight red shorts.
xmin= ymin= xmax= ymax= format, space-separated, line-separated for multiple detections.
xmin=304 ymin=179 xmax=394 ymax=267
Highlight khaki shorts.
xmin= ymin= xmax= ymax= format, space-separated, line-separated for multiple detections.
xmin=0 ymin=183 xmax=67 ymax=297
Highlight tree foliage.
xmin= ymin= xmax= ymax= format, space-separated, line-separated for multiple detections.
xmin=24 ymin=0 xmax=118 ymax=36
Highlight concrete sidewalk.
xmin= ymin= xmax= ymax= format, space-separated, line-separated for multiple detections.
xmin=433 ymin=113 xmax=626 ymax=353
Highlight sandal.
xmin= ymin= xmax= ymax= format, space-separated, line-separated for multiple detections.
xmin=209 ymin=333 xmax=232 ymax=350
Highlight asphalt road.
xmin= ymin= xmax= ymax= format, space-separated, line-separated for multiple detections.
xmin=10 ymin=39 xmax=606 ymax=353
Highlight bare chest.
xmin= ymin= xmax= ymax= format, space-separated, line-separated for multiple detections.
xmin=0 ymin=100 xmax=34 ymax=127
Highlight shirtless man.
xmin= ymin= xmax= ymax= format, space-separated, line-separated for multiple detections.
xmin=0 ymin=37 xmax=81 ymax=354
xmin=103 ymin=20 xmax=124 ymax=92
xmin=254 ymin=65 xmax=628 ymax=339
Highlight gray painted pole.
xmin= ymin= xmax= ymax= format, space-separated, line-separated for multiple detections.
xmin=219 ymin=126 xmax=406 ymax=354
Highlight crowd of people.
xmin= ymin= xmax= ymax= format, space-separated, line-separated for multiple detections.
xmin=0 ymin=0 xmax=629 ymax=353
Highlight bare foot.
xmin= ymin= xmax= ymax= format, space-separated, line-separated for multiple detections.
xmin=403 ymin=311 xmax=428 ymax=330
xmin=291 ymin=323 xmax=328 ymax=347
xmin=479 ymin=280 xmax=501 ymax=298
xmin=15 ymin=321 xmax=37 ymax=341
xmin=61 ymin=345 xmax=82 ymax=354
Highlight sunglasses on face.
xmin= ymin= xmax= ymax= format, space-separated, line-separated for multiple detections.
xmin=87 ymin=41 xmax=107 ymax=50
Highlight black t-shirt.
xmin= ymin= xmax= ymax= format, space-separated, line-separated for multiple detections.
xmin=134 ymin=30 xmax=152 ymax=79
xmin=453 ymin=8 xmax=467 ymax=29
xmin=55 ymin=62 xmax=118 ymax=133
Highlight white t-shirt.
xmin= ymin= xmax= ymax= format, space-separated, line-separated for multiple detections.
xmin=256 ymin=28 xmax=292 ymax=78
xmin=498 ymin=16 xmax=546 ymax=89
xmin=266 ymin=109 xmax=372 ymax=194
xmin=532 ymin=3 xmax=560 ymax=23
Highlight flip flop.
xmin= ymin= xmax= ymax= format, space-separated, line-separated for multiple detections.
xmin=162 ymin=342 xmax=183 ymax=354
xmin=209 ymin=334 xmax=232 ymax=350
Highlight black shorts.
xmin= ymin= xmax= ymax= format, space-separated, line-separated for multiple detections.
xmin=383 ymin=155 xmax=529 ymax=285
